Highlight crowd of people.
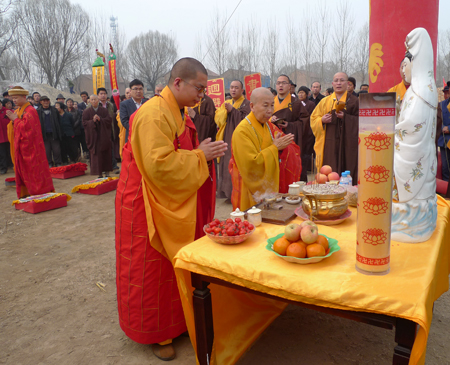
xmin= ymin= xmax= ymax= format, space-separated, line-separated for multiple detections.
xmin=2 ymin=55 xmax=449 ymax=362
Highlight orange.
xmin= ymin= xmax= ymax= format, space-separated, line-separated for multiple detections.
xmin=286 ymin=242 xmax=307 ymax=258
xmin=316 ymin=235 xmax=329 ymax=252
xmin=306 ymin=243 xmax=326 ymax=258
xmin=292 ymin=239 xmax=307 ymax=249
xmin=273 ymin=237 xmax=291 ymax=256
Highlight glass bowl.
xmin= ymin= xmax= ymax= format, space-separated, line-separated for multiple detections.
xmin=203 ymin=226 xmax=255 ymax=245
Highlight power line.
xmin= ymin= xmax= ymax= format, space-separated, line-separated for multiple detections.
xmin=201 ymin=0 xmax=243 ymax=63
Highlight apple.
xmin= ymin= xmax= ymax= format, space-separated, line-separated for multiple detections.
xmin=299 ymin=220 xmax=318 ymax=230
xmin=284 ymin=223 xmax=301 ymax=242
xmin=320 ymin=165 xmax=332 ymax=175
xmin=328 ymin=171 xmax=340 ymax=181
xmin=301 ymin=224 xmax=319 ymax=244
xmin=315 ymin=173 xmax=328 ymax=184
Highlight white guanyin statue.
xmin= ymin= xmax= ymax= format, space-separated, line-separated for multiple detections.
xmin=392 ymin=27 xmax=438 ymax=243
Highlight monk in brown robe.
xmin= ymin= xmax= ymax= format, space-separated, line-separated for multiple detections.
xmin=187 ymin=93 xmax=216 ymax=143
xmin=215 ymin=80 xmax=251 ymax=199
xmin=311 ymin=72 xmax=359 ymax=183
xmin=82 ymin=95 xmax=112 ymax=177
xmin=271 ymin=75 xmax=309 ymax=165
xmin=297 ymin=86 xmax=316 ymax=180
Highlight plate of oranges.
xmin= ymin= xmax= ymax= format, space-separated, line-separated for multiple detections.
xmin=266 ymin=221 xmax=340 ymax=264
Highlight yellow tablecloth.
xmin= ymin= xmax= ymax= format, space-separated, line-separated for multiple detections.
xmin=174 ymin=196 xmax=450 ymax=365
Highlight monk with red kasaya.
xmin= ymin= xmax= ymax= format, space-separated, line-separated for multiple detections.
xmin=6 ymin=86 xmax=54 ymax=198
xmin=115 ymin=58 xmax=227 ymax=361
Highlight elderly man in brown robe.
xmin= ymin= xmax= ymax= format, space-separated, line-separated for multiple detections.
xmin=215 ymin=80 xmax=251 ymax=200
xmin=187 ymin=94 xmax=216 ymax=143
xmin=311 ymin=72 xmax=359 ymax=183
xmin=82 ymin=95 xmax=112 ymax=177
xmin=271 ymin=75 xmax=309 ymax=169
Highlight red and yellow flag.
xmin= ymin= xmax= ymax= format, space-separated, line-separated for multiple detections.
xmin=108 ymin=44 xmax=120 ymax=110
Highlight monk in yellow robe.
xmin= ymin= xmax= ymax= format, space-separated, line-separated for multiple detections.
xmin=215 ymin=80 xmax=251 ymax=199
xmin=116 ymin=113 xmax=126 ymax=159
xmin=311 ymin=72 xmax=359 ymax=183
xmin=115 ymin=58 xmax=227 ymax=361
xmin=230 ymin=87 xmax=296 ymax=211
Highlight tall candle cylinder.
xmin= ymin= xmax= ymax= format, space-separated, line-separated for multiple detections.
xmin=356 ymin=93 xmax=396 ymax=275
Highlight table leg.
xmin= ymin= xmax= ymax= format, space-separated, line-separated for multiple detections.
xmin=191 ymin=273 xmax=214 ymax=365
xmin=393 ymin=318 xmax=417 ymax=365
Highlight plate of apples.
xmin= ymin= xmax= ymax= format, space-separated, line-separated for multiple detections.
xmin=266 ymin=220 xmax=340 ymax=264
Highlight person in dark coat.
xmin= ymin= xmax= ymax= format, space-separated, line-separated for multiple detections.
xmin=297 ymin=86 xmax=317 ymax=180
xmin=37 ymin=95 xmax=62 ymax=167
xmin=55 ymin=102 xmax=77 ymax=164
xmin=66 ymin=98 xmax=82 ymax=160
xmin=0 ymin=99 xmax=13 ymax=174
xmin=119 ymin=79 xmax=149 ymax=143
xmin=82 ymin=95 xmax=112 ymax=177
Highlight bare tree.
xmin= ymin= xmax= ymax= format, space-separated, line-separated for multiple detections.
xmin=352 ymin=22 xmax=370 ymax=85
xmin=0 ymin=0 xmax=19 ymax=79
xmin=243 ymin=19 xmax=262 ymax=73
xmin=193 ymin=34 xmax=203 ymax=62
xmin=261 ymin=22 xmax=280 ymax=87
xmin=438 ymin=29 xmax=450 ymax=83
xmin=226 ymin=24 xmax=243 ymax=78
xmin=205 ymin=11 xmax=230 ymax=75
xmin=14 ymin=0 xmax=90 ymax=88
xmin=284 ymin=17 xmax=299 ymax=82
xmin=126 ymin=30 xmax=177 ymax=92
xmin=298 ymin=7 xmax=316 ymax=86
xmin=313 ymin=2 xmax=332 ymax=84
xmin=331 ymin=0 xmax=355 ymax=73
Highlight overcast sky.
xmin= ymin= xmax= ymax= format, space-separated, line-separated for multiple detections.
xmin=72 ymin=0 xmax=449 ymax=63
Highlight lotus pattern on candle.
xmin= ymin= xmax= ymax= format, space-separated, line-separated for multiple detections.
xmin=364 ymin=132 xmax=391 ymax=151
xmin=363 ymin=197 xmax=389 ymax=215
xmin=364 ymin=165 xmax=390 ymax=184
xmin=362 ymin=228 xmax=388 ymax=245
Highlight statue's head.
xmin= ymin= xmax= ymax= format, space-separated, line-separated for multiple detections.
xmin=402 ymin=53 xmax=413 ymax=84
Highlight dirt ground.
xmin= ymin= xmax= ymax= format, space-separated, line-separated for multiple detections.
xmin=1 ymin=164 xmax=450 ymax=365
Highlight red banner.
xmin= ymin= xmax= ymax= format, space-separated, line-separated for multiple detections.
xmin=108 ymin=44 xmax=120 ymax=109
xmin=244 ymin=73 xmax=262 ymax=100
xmin=207 ymin=78 xmax=225 ymax=108
xmin=368 ymin=0 xmax=439 ymax=93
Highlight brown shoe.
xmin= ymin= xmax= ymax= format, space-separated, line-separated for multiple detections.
xmin=152 ymin=343 xmax=176 ymax=361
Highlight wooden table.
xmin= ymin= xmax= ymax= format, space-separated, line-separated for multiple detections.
xmin=191 ymin=272 xmax=416 ymax=365
xmin=174 ymin=201 xmax=450 ymax=365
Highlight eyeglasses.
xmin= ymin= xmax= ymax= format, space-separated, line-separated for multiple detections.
xmin=131 ymin=87 xmax=144 ymax=92
xmin=275 ymin=81 xmax=289 ymax=86
xmin=182 ymin=79 xmax=206 ymax=94
xmin=333 ymin=79 xmax=348 ymax=83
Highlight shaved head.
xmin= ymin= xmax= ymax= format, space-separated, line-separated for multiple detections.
xmin=250 ymin=87 xmax=275 ymax=124
xmin=169 ymin=57 xmax=207 ymax=83
xmin=90 ymin=94 xmax=99 ymax=108
xmin=332 ymin=72 xmax=349 ymax=96
xmin=251 ymin=87 xmax=274 ymax=104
